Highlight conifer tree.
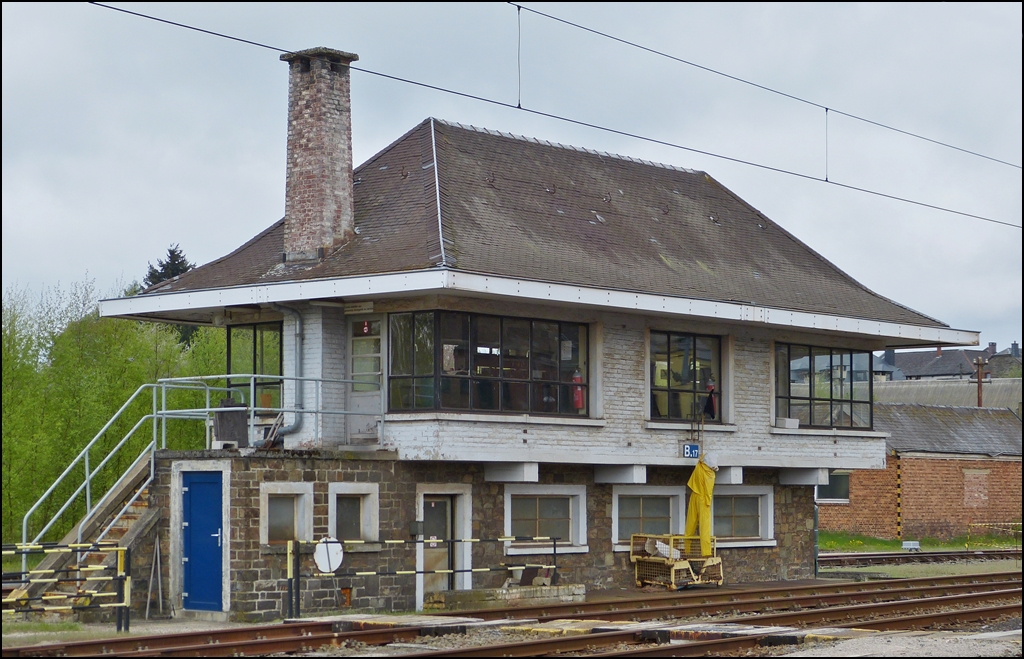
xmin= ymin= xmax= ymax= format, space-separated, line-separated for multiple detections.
xmin=144 ymin=244 xmax=194 ymax=289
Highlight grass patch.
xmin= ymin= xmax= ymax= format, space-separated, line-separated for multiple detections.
xmin=2 ymin=621 xmax=82 ymax=635
xmin=819 ymin=530 xmax=1022 ymax=552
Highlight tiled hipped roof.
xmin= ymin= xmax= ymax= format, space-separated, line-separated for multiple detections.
xmin=874 ymin=403 xmax=1022 ymax=457
xmin=147 ymin=119 xmax=945 ymax=328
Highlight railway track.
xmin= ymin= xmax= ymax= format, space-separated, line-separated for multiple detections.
xmin=3 ymin=571 xmax=1020 ymax=657
xmin=817 ymin=547 xmax=1021 ymax=567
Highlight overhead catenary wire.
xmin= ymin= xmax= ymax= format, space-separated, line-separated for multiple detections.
xmin=88 ymin=2 xmax=1021 ymax=230
xmin=511 ymin=2 xmax=1022 ymax=171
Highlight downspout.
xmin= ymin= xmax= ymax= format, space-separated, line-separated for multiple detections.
xmin=269 ymin=303 xmax=303 ymax=436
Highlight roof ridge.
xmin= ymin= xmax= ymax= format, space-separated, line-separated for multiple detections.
xmin=432 ymin=118 xmax=699 ymax=175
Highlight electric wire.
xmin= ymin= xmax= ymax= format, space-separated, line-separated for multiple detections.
xmin=511 ymin=2 xmax=1022 ymax=170
xmin=88 ymin=2 xmax=1022 ymax=230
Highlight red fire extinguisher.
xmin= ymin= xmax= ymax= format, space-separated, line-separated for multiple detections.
xmin=572 ymin=369 xmax=585 ymax=409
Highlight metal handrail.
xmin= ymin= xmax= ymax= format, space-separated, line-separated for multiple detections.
xmin=22 ymin=373 xmax=384 ymax=573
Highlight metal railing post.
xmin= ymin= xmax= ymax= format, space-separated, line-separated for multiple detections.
xmin=161 ymin=383 xmax=168 ymax=450
xmin=84 ymin=452 xmax=92 ymax=520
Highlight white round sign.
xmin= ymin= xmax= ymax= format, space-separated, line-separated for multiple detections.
xmin=313 ymin=537 xmax=344 ymax=573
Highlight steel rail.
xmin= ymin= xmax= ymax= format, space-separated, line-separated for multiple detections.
xmin=3 ymin=574 xmax=1019 ymax=657
xmin=455 ymin=570 xmax=1022 ymax=621
xmin=818 ymin=548 xmax=1021 ymax=567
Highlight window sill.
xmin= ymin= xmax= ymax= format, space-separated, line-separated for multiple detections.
xmin=260 ymin=543 xmax=313 ymax=555
xmin=769 ymin=427 xmax=887 ymax=438
xmin=815 ymin=499 xmax=850 ymax=505
xmin=340 ymin=542 xmax=382 ymax=553
xmin=385 ymin=412 xmax=606 ymax=428
xmin=645 ymin=422 xmax=737 ymax=432
xmin=505 ymin=544 xmax=589 ymax=556
xmin=717 ymin=539 xmax=777 ymax=549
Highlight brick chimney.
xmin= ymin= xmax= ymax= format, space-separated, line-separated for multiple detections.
xmin=986 ymin=341 xmax=997 ymax=355
xmin=280 ymin=47 xmax=359 ymax=262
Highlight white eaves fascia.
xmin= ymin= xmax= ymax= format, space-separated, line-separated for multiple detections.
xmin=99 ymin=269 xmax=979 ymax=346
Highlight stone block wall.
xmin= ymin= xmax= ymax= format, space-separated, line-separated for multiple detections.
xmin=151 ymin=452 xmax=816 ymax=621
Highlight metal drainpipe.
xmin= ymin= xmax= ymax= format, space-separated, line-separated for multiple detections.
xmin=269 ymin=303 xmax=303 ymax=436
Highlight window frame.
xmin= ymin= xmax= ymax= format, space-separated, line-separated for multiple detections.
xmin=774 ymin=342 xmax=873 ymax=430
xmin=711 ymin=485 xmax=776 ymax=548
xmin=649 ymin=330 xmax=723 ymax=423
xmin=503 ymin=484 xmax=588 ymax=555
xmin=815 ymin=470 xmax=851 ymax=503
xmin=327 ymin=482 xmax=380 ymax=546
xmin=226 ymin=321 xmax=283 ymax=409
xmin=611 ymin=485 xmax=686 ymax=552
xmin=259 ymin=482 xmax=313 ymax=546
xmin=388 ymin=311 xmax=590 ymax=417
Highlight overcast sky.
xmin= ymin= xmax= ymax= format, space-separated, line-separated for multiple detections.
xmin=3 ymin=3 xmax=1021 ymax=353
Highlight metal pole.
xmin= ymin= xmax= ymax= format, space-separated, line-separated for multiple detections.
xmin=286 ymin=540 xmax=293 ymax=619
xmin=975 ymin=357 xmax=985 ymax=407
xmin=125 ymin=546 xmax=131 ymax=633
xmin=294 ymin=541 xmax=301 ymax=619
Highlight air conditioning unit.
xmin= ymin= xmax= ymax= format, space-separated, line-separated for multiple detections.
xmin=775 ymin=418 xmax=799 ymax=429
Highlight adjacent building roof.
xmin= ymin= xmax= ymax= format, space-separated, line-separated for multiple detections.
xmin=874 ymin=402 xmax=1022 ymax=457
xmin=892 ymin=349 xmax=990 ymax=379
xmin=874 ymin=378 xmax=1023 ymax=410
xmin=145 ymin=119 xmax=946 ymax=329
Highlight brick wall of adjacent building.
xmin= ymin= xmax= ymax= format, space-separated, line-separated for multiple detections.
xmin=901 ymin=456 xmax=1022 ymax=540
xmin=816 ymin=453 xmax=1021 ymax=541
xmin=817 ymin=453 xmax=900 ymax=540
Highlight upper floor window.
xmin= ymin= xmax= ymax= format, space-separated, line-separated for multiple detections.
xmin=775 ymin=344 xmax=872 ymax=429
xmin=650 ymin=331 xmax=721 ymax=421
xmin=227 ymin=322 xmax=282 ymax=410
xmin=388 ymin=312 xmax=588 ymax=416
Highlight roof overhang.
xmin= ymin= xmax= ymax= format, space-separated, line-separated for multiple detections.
xmin=100 ymin=269 xmax=979 ymax=349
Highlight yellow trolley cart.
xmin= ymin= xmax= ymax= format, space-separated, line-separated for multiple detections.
xmin=629 ymin=533 xmax=723 ymax=589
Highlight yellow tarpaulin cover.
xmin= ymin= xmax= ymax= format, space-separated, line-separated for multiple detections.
xmin=684 ymin=456 xmax=717 ymax=556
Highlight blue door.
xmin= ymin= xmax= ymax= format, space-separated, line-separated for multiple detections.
xmin=183 ymin=471 xmax=223 ymax=611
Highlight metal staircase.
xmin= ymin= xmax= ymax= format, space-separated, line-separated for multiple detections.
xmin=12 ymin=373 xmax=381 ymax=615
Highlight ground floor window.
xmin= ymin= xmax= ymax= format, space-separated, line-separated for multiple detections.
xmin=611 ymin=486 xmax=686 ymax=551
xmin=503 ymin=484 xmax=588 ymax=555
xmin=259 ymin=482 xmax=313 ymax=545
xmin=711 ymin=485 xmax=775 ymax=547
xmin=328 ymin=482 xmax=380 ymax=543
xmin=816 ymin=470 xmax=851 ymax=502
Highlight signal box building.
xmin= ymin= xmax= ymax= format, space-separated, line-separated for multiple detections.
xmin=100 ymin=47 xmax=978 ymax=620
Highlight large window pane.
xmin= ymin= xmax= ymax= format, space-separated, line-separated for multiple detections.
xmin=502 ymin=319 xmax=530 ymax=380
xmin=389 ymin=314 xmax=413 ymax=376
xmin=473 ymin=316 xmax=501 ymax=378
xmin=531 ymin=321 xmax=559 ymax=381
xmin=775 ymin=342 xmax=872 ymax=429
xmin=268 ymin=495 xmax=296 ymax=544
xmin=336 ymin=495 xmax=362 ymax=540
xmin=230 ymin=327 xmax=254 ymax=375
xmin=439 ymin=377 xmax=469 ymax=409
xmin=414 ymin=313 xmax=435 ymax=376
xmin=389 ymin=312 xmax=589 ymax=417
xmin=669 ymin=334 xmax=692 ymax=389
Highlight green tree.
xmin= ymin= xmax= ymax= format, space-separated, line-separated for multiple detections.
xmin=144 ymin=244 xmax=194 ymax=289
xmin=144 ymin=244 xmax=197 ymax=344
xmin=2 ymin=279 xmax=227 ymax=543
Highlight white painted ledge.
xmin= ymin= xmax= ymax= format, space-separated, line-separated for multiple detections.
xmin=768 ymin=427 xmax=889 ymax=438
xmin=645 ymin=422 xmax=738 ymax=432
xmin=384 ymin=412 xmax=606 ymax=427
